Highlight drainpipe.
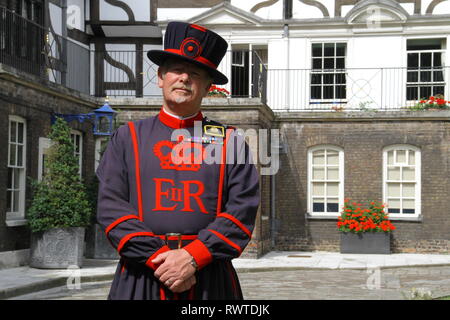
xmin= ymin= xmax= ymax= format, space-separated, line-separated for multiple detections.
xmin=283 ymin=24 xmax=290 ymax=110
xmin=270 ymin=134 xmax=285 ymax=248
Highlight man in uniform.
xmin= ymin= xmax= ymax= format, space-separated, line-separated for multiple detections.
xmin=96 ymin=21 xmax=260 ymax=300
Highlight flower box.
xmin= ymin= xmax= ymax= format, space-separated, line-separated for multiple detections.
xmin=340 ymin=232 xmax=391 ymax=254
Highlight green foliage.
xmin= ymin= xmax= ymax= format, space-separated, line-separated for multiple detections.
xmin=27 ymin=118 xmax=91 ymax=233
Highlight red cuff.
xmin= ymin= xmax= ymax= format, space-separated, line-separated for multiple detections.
xmin=183 ymin=239 xmax=213 ymax=270
xmin=145 ymin=245 xmax=171 ymax=270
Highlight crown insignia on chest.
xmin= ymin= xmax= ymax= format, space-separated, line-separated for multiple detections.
xmin=153 ymin=140 xmax=204 ymax=171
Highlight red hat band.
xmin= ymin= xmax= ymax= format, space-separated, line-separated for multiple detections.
xmin=164 ymin=48 xmax=218 ymax=70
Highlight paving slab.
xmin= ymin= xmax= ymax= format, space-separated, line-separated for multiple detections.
xmin=2 ymin=251 xmax=450 ymax=299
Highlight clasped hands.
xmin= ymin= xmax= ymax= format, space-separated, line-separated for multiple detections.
xmin=152 ymin=248 xmax=197 ymax=293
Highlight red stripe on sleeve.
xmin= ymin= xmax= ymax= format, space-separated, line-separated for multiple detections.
xmin=216 ymin=129 xmax=233 ymax=215
xmin=207 ymin=229 xmax=242 ymax=255
xmin=117 ymin=231 xmax=155 ymax=253
xmin=105 ymin=215 xmax=139 ymax=236
xmin=128 ymin=122 xmax=144 ymax=222
xmin=217 ymin=213 xmax=252 ymax=239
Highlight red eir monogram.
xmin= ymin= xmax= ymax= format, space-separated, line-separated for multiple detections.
xmin=153 ymin=178 xmax=208 ymax=214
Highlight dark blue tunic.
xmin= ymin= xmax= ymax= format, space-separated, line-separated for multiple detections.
xmin=96 ymin=109 xmax=260 ymax=300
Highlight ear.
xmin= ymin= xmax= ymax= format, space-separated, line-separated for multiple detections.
xmin=203 ymin=82 xmax=212 ymax=97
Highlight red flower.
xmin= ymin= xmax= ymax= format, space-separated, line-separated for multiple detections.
xmin=337 ymin=199 xmax=395 ymax=234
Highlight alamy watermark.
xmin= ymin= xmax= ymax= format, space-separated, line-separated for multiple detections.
xmin=169 ymin=121 xmax=280 ymax=175
xmin=66 ymin=265 xmax=81 ymax=290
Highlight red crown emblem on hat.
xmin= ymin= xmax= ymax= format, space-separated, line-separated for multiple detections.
xmin=153 ymin=140 xmax=204 ymax=171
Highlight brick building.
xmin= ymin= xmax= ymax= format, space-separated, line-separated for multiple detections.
xmin=1 ymin=0 xmax=450 ymax=268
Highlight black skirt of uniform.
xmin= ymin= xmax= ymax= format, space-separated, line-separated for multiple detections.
xmin=107 ymin=258 xmax=243 ymax=300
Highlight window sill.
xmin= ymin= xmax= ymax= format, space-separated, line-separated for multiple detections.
xmin=5 ymin=219 xmax=28 ymax=227
xmin=388 ymin=215 xmax=422 ymax=222
xmin=306 ymin=213 xmax=339 ymax=220
xmin=306 ymin=213 xmax=423 ymax=222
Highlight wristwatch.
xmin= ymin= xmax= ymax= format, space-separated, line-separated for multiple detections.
xmin=190 ymin=257 xmax=198 ymax=270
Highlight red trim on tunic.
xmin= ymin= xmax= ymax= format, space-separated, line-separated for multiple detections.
xmin=158 ymin=108 xmax=204 ymax=129
xmin=183 ymin=239 xmax=213 ymax=270
xmin=216 ymin=128 xmax=233 ymax=215
xmin=117 ymin=232 xmax=155 ymax=253
xmin=207 ymin=229 xmax=242 ymax=255
xmin=128 ymin=122 xmax=144 ymax=222
xmin=154 ymin=234 xmax=198 ymax=241
xmin=217 ymin=213 xmax=252 ymax=239
xmin=105 ymin=215 xmax=139 ymax=236
xmin=160 ymin=286 xmax=166 ymax=300
xmin=145 ymin=245 xmax=171 ymax=270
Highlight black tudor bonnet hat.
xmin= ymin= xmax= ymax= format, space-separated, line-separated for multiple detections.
xmin=147 ymin=21 xmax=229 ymax=84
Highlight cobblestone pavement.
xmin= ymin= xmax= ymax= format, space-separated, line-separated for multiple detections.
xmin=11 ymin=266 xmax=450 ymax=300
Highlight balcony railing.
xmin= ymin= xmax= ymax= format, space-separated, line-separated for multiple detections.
xmin=267 ymin=66 xmax=450 ymax=111
xmin=0 ymin=6 xmax=90 ymax=95
xmin=94 ymin=49 xmax=267 ymax=104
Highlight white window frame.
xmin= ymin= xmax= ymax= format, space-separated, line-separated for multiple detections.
xmin=6 ymin=115 xmax=27 ymax=224
xmin=71 ymin=130 xmax=83 ymax=178
xmin=383 ymin=145 xmax=421 ymax=219
xmin=310 ymin=42 xmax=347 ymax=105
xmin=406 ymin=45 xmax=446 ymax=102
xmin=38 ymin=137 xmax=52 ymax=182
xmin=95 ymin=136 xmax=109 ymax=171
xmin=307 ymin=145 xmax=345 ymax=217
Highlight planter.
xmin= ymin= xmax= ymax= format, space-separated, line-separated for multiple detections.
xmin=340 ymin=232 xmax=391 ymax=254
xmin=85 ymin=223 xmax=119 ymax=259
xmin=30 ymin=227 xmax=85 ymax=268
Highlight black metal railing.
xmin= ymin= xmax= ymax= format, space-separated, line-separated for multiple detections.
xmin=0 ymin=6 xmax=90 ymax=94
xmin=93 ymin=49 xmax=267 ymax=102
xmin=266 ymin=66 xmax=450 ymax=111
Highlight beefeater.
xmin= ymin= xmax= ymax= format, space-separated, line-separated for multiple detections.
xmin=96 ymin=21 xmax=260 ymax=300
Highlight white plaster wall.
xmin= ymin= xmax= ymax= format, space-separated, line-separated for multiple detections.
xmin=230 ymin=0 xmax=262 ymax=13
xmin=292 ymin=0 xmax=334 ymax=19
xmin=143 ymin=44 xmax=163 ymax=96
xmin=349 ymin=36 xmax=403 ymax=69
xmin=346 ymin=36 xmax=404 ymax=109
xmin=157 ymin=8 xmax=209 ymax=21
xmin=231 ymin=0 xmax=282 ymax=19
xmin=253 ymin=1 xmax=283 ymax=20
xmin=433 ymin=0 xmax=450 ymax=14
xmin=268 ymin=39 xmax=290 ymax=109
xmin=49 ymin=3 xmax=63 ymax=35
xmin=100 ymin=0 xmax=150 ymax=22
xmin=399 ymin=3 xmax=415 ymax=15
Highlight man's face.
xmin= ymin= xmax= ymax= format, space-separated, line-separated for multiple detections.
xmin=158 ymin=59 xmax=212 ymax=115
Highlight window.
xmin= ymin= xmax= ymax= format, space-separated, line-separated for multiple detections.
xmin=231 ymin=49 xmax=249 ymax=97
xmin=71 ymin=130 xmax=83 ymax=177
xmin=310 ymin=43 xmax=347 ymax=103
xmin=308 ymin=146 xmax=344 ymax=216
xmin=95 ymin=137 xmax=109 ymax=171
xmin=7 ymin=116 xmax=27 ymax=222
xmin=38 ymin=137 xmax=52 ymax=182
xmin=383 ymin=145 xmax=421 ymax=217
xmin=407 ymin=38 xmax=445 ymax=100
